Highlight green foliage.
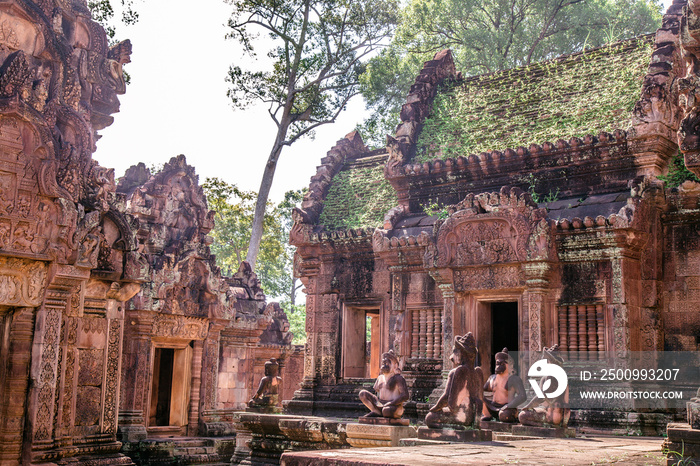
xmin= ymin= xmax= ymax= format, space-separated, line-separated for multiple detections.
xmin=658 ymin=151 xmax=700 ymax=189
xmin=284 ymin=303 xmax=307 ymax=345
xmin=415 ymin=39 xmax=652 ymax=161
xmin=518 ymin=174 xmax=560 ymax=204
xmin=318 ymin=159 xmax=398 ymax=230
xmin=359 ymin=0 xmax=662 ymax=147
xmin=202 ymin=178 xmax=305 ymax=303
xmin=226 ymin=0 xmax=399 ymax=144
xmin=422 ymin=199 xmax=448 ymax=219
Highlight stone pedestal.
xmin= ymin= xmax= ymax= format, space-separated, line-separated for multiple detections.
xmin=512 ymin=425 xmax=575 ymax=438
xmin=664 ymin=423 xmax=700 ymax=465
xmin=417 ymin=426 xmax=492 ymax=442
xmin=479 ymin=420 xmax=516 ymax=433
xmin=346 ymin=423 xmax=417 ymax=447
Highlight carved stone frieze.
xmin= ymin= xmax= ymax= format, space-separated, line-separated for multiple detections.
xmin=0 ymin=257 xmax=47 ymax=306
xmin=151 ymin=314 xmax=209 ymax=340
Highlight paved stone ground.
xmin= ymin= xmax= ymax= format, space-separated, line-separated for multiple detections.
xmin=281 ymin=435 xmax=667 ymax=465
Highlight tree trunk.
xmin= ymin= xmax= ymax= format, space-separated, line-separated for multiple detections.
xmin=245 ymin=128 xmax=287 ymax=268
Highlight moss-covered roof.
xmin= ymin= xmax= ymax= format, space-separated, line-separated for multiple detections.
xmin=415 ymin=36 xmax=653 ymax=162
xmin=318 ymin=153 xmax=398 ymax=230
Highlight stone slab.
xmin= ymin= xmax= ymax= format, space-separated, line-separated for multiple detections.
xmin=399 ymin=438 xmax=451 ymax=446
xmin=358 ymin=417 xmax=410 ymax=426
xmin=512 ymin=425 xmax=575 ymax=438
xmin=417 ymin=427 xmax=492 ymax=442
xmin=492 ymin=433 xmax=542 ymax=441
xmin=280 ymin=435 xmax=665 ymax=466
xmin=346 ymin=423 xmax=417 ymax=448
xmin=479 ymin=420 xmax=515 ymax=433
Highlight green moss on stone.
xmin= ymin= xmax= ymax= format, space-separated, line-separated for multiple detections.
xmin=318 ymin=155 xmax=398 ymax=230
xmin=416 ymin=37 xmax=653 ymax=162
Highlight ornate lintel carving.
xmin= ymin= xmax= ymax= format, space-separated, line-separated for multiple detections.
xmin=0 ymin=256 xmax=47 ymax=307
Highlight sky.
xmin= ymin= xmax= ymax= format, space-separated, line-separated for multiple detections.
xmin=94 ymin=0 xmax=676 ymax=204
xmin=94 ymin=0 xmax=366 ymax=203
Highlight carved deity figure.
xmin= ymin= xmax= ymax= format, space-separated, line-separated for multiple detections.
xmin=425 ymin=332 xmax=484 ymax=428
xmin=519 ymin=344 xmax=570 ymax=428
xmin=481 ymin=348 xmax=526 ymax=423
xmin=248 ymin=358 xmax=282 ymax=408
xmin=359 ymin=350 xmax=409 ymax=419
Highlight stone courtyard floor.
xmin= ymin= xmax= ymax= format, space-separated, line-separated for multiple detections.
xmin=281 ymin=435 xmax=668 ymax=465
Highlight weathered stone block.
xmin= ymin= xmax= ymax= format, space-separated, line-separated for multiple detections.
xmin=345 ymin=423 xmax=417 ymax=447
xmin=417 ymin=426 xmax=492 ymax=442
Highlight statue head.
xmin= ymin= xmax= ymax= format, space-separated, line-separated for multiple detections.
xmin=451 ymin=332 xmax=477 ymax=367
xmin=494 ymin=347 xmax=514 ymax=375
xmin=264 ymin=358 xmax=279 ymax=377
xmin=380 ymin=350 xmax=400 ymax=375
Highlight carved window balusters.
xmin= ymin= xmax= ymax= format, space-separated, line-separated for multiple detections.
xmin=557 ymin=304 xmax=605 ymax=359
xmin=410 ymin=309 xmax=443 ymax=359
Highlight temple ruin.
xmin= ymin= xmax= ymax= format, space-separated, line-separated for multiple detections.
xmin=288 ymin=0 xmax=700 ymax=434
xmin=0 ymin=1 xmax=301 ymax=464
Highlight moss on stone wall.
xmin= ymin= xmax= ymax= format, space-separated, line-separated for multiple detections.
xmin=318 ymin=154 xmax=398 ymax=230
xmin=416 ymin=37 xmax=653 ymax=162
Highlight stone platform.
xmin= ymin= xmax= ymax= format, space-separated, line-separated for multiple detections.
xmin=346 ymin=423 xmax=417 ymax=448
xmin=417 ymin=426 xmax=492 ymax=442
xmin=479 ymin=420 xmax=518 ymax=432
xmin=280 ymin=435 xmax=666 ymax=465
xmin=663 ymin=423 xmax=700 ymax=465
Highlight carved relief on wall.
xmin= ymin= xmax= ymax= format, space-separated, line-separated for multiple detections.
xmin=438 ymin=218 xmax=521 ymax=267
xmin=453 ymin=265 xmax=523 ymax=292
xmin=0 ymin=256 xmax=47 ymax=306
xmin=151 ymin=314 xmax=209 ymax=340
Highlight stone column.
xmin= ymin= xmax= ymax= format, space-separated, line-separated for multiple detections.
xmin=118 ymin=310 xmax=154 ymax=442
xmin=0 ymin=308 xmax=35 ymax=464
xmin=524 ymin=261 xmax=551 ymax=366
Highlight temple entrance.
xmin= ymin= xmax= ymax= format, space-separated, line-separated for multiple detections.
xmin=490 ymin=302 xmax=519 ymax=375
xmin=341 ymin=306 xmax=380 ymax=379
xmin=149 ymin=344 xmax=193 ymax=428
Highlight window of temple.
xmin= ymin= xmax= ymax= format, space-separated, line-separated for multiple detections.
xmin=341 ymin=307 xmax=380 ymax=379
xmin=557 ymin=304 xmax=605 ymax=359
xmin=149 ymin=344 xmax=193 ymax=427
xmin=410 ymin=309 xmax=443 ymax=359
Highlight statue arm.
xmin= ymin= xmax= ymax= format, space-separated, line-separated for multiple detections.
xmin=505 ymin=376 xmax=527 ymax=409
xmin=430 ymin=371 xmax=454 ymax=412
xmin=252 ymin=377 xmax=268 ymax=400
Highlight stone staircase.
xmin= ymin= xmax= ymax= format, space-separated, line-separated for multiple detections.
xmin=124 ymin=437 xmax=236 ymax=466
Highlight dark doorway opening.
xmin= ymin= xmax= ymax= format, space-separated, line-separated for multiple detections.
xmin=151 ymin=348 xmax=174 ymax=426
xmin=491 ymin=302 xmax=518 ymax=374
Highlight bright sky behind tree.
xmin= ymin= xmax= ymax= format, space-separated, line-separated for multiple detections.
xmin=94 ymin=0 xmax=675 ymax=202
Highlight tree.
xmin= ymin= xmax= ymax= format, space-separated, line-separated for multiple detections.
xmin=202 ymin=178 xmax=304 ymax=307
xmin=359 ymin=0 xmax=664 ymax=147
xmin=88 ymin=0 xmax=140 ymax=41
xmin=225 ymin=0 xmax=399 ymax=268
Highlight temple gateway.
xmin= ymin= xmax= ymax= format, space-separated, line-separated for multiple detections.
xmin=288 ymin=0 xmax=700 ymax=433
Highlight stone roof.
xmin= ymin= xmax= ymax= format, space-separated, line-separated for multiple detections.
xmin=415 ymin=36 xmax=653 ymax=163
xmin=317 ymin=151 xmax=398 ymax=231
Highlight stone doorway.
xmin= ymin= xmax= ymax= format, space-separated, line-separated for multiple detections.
xmin=149 ymin=344 xmax=193 ymax=430
xmin=490 ymin=302 xmax=519 ymax=375
xmin=341 ymin=307 xmax=380 ymax=379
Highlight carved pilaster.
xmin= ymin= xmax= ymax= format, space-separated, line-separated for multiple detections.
xmin=0 ymin=308 xmax=35 ymax=464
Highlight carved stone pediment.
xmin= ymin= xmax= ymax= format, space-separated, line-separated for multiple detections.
xmin=434 ymin=187 xmax=555 ymax=270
